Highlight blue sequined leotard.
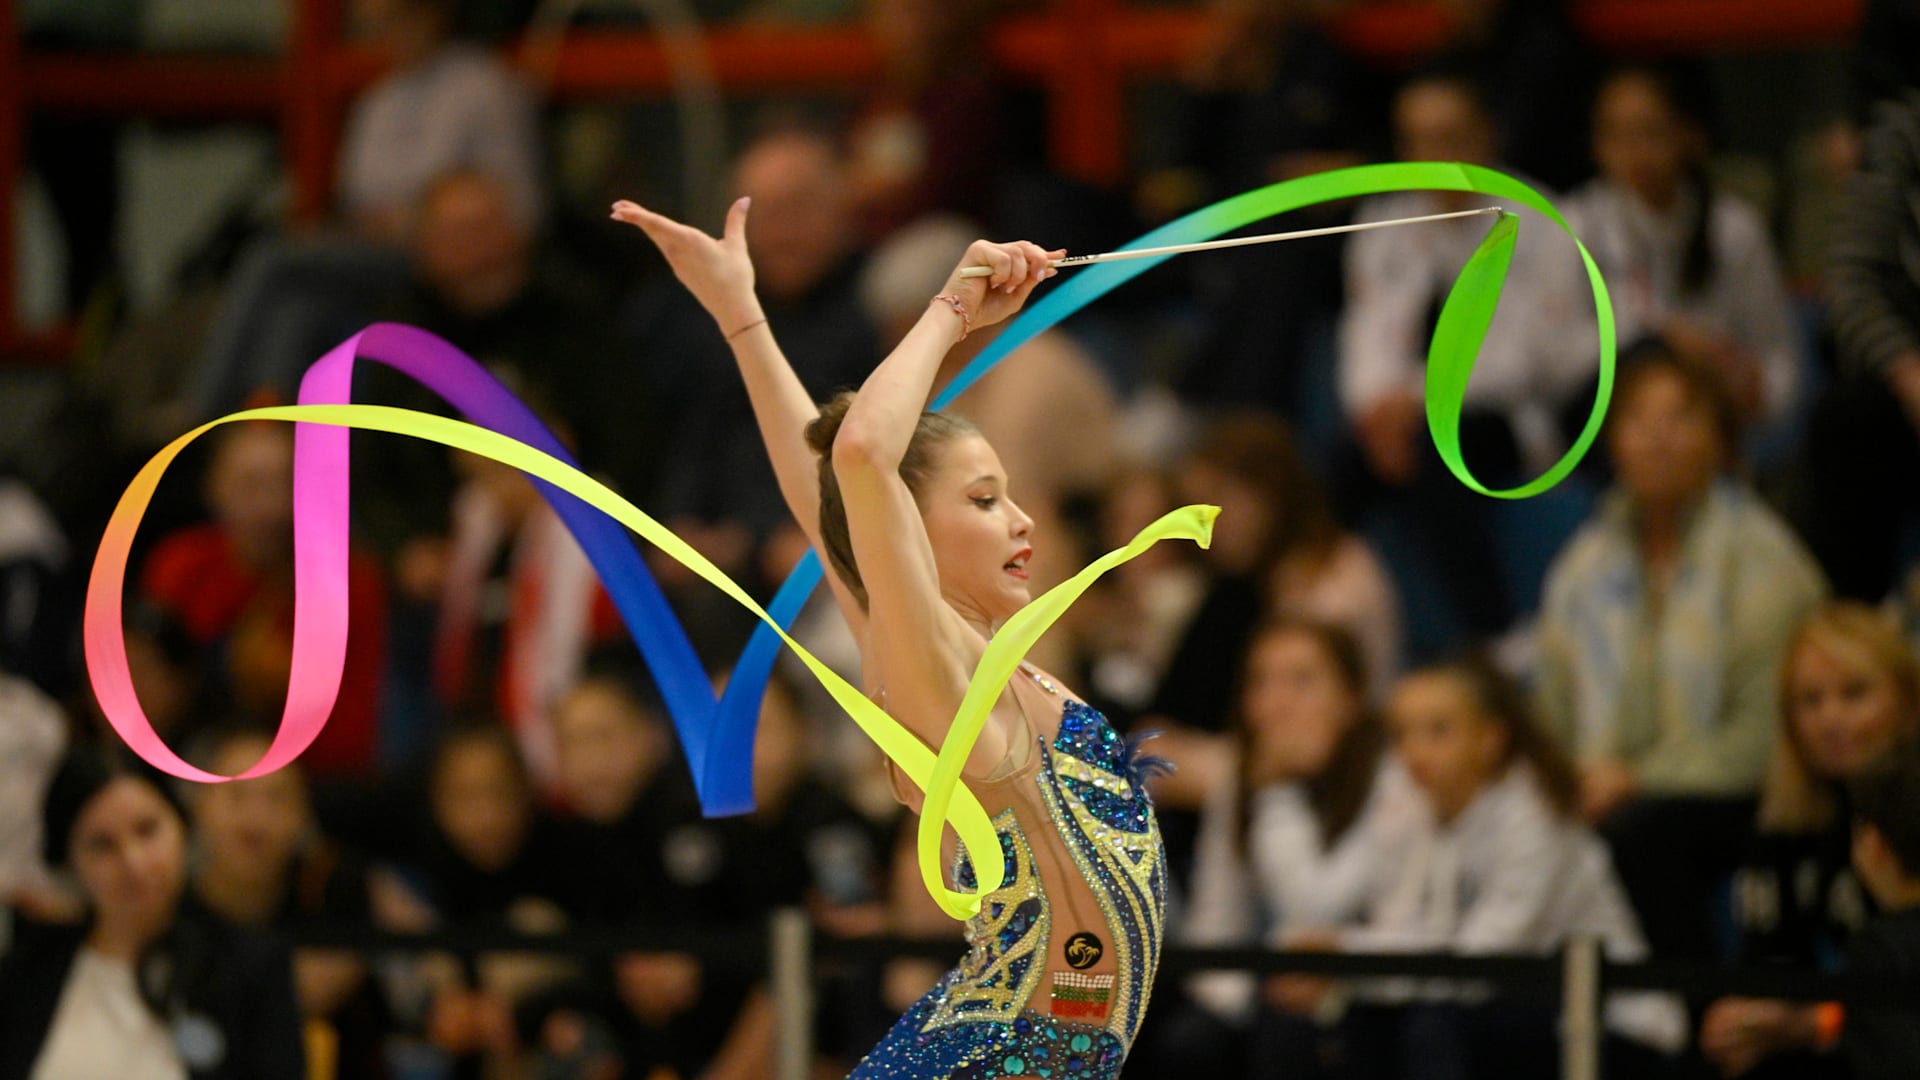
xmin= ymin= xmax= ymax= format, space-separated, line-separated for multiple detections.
xmin=852 ymin=679 xmax=1166 ymax=1079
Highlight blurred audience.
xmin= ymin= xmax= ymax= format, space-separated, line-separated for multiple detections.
xmin=1568 ymin=66 xmax=1807 ymax=436
xmin=1131 ymin=415 xmax=1400 ymax=895
xmin=1700 ymin=603 xmax=1917 ymax=1080
xmin=1337 ymin=71 xmax=1597 ymax=645
xmin=1836 ymin=750 xmax=1920 ymax=1080
xmin=1 ymin=744 xmax=305 ymax=1079
xmin=1537 ymin=347 xmax=1827 ymax=957
xmin=846 ymin=0 xmax=1014 ymax=238
xmin=0 ymin=478 xmax=74 ymax=696
xmin=1815 ymin=88 xmax=1920 ymax=603
xmin=624 ymin=125 xmax=880 ymax=646
xmin=1326 ymin=659 xmax=1685 ymax=1080
xmin=183 ymin=726 xmax=398 ymax=1078
xmin=187 ymin=0 xmax=544 ymax=419
xmin=1166 ymin=619 xmax=1420 ymax=1077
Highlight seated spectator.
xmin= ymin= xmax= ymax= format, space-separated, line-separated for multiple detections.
xmin=1156 ymin=0 xmax=1372 ymax=419
xmin=182 ymin=725 xmax=397 ymax=1078
xmin=188 ymin=0 xmax=544 ymax=417
xmin=1166 ymin=619 xmax=1420 ymax=1078
xmin=357 ymin=169 xmax=645 ymax=561
xmin=1837 ymin=750 xmax=1920 ymax=1080
xmin=0 ymin=478 xmax=73 ymax=695
xmin=1700 ymin=603 xmax=1918 ymax=1080
xmin=1538 ymin=346 xmax=1828 ymax=957
xmin=1321 ymin=659 xmax=1685 ymax=1080
xmin=139 ymin=421 xmax=388 ymax=777
xmin=1813 ymin=88 xmax=1920 ymax=602
xmin=1337 ymin=71 xmax=1597 ymax=645
xmin=0 ymin=744 xmax=304 ymax=1078
xmin=1147 ymin=415 xmax=1401 ymax=834
xmin=535 ymin=673 xmax=740 ymax=1078
xmin=624 ymin=125 xmax=880 ymax=645
xmin=1427 ymin=0 xmax=1597 ymax=191
xmin=379 ymin=723 xmax=576 ymax=1073
xmin=431 ymin=443 xmax=623 ymax=792
xmin=0 ymin=674 xmax=68 ymax=917
xmin=846 ymin=0 xmax=1014 ymax=239
xmin=1568 ymin=65 xmax=1807 ymax=434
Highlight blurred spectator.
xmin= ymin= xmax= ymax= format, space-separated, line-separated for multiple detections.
xmin=1567 ymin=66 xmax=1807 ymax=435
xmin=378 ymin=724 xmax=575 ymax=1073
xmin=138 ymin=422 xmax=389 ymax=777
xmin=1813 ymin=89 xmax=1920 ymax=603
xmin=1537 ymin=348 xmax=1828 ymax=957
xmin=1700 ymin=604 xmax=1917 ymax=1080
xmin=847 ymin=0 xmax=1013 ymax=239
xmin=0 ymin=478 xmax=73 ymax=696
xmin=1837 ymin=750 xmax=1920 ymax=1080
xmin=1072 ymin=467 xmax=1210 ymax=718
xmin=338 ymin=0 xmax=543 ymax=245
xmin=1429 ymin=0 xmax=1598 ymax=191
xmin=1855 ymin=0 xmax=1920 ymax=119
xmin=1323 ymin=659 xmax=1685 ymax=1080
xmin=1157 ymin=0 xmax=1373 ymax=420
xmin=0 ymin=744 xmax=304 ymax=1078
xmin=182 ymin=726 xmax=396 ymax=1079
xmin=368 ymin=170 xmax=644 ymax=524
xmin=1167 ymin=619 xmax=1420 ymax=1078
xmin=0 ymin=674 xmax=66 ymax=913
xmin=431 ymin=446 xmax=622 ymax=792
xmin=1337 ymin=72 xmax=1597 ymax=644
xmin=188 ymin=0 xmax=544 ymax=418
xmin=624 ymin=126 xmax=880 ymax=641
xmin=540 ymin=673 xmax=736 ymax=1077
xmin=1143 ymin=414 xmax=1402 ymax=892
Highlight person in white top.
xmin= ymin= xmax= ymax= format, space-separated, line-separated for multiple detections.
xmin=1337 ymin=71 xmax=1598 ymax=645
xmin=1147 ymin=619 xmax=1418 ymax=1077
xmin=1299 ymin=659 xmax=1686 ymax=1080
xmin=0 ymin=745 xmax=303 ymax=1079
xmin=1565 ymin=66 xmax=1806 ymax=441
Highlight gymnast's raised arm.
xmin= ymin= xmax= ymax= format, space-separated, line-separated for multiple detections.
xmin=611 ymin=195 xmax=870 ymax=633
xmin=828 ymin=239 xmax=1058 ymax=770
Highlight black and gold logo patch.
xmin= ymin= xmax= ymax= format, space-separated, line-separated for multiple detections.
xmin=1064 ymin=931 xmax=1104 ymax=970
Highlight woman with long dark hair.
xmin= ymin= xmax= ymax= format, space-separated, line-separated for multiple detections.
xmin=0 ymin=744 xmax=304 ymax=1079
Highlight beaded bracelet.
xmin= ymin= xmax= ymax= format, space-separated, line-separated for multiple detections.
xmin=931 ymin=294 xmax=972 ymax=339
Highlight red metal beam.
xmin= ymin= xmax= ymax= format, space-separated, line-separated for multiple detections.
xmin=1577 ymin=0 xmax=1864 ymax=53
xmin=21 ymin=55 xmax=282 ymax=117
xmin=285 ymin=0 xmax=343 ymax=222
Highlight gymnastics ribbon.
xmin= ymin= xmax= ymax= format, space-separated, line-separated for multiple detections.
xmin=87 ymin=162 xmax=1612 ymax=916
xmin=85 ymin=394 xmax=1213 ymax=914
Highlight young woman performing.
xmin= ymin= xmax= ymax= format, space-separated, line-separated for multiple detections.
xmin=614 ymin=196 xmax=1166 ymax=1078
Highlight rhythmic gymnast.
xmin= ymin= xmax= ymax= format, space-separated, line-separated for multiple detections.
xmin=615 ymin=196 xmax=1166 ymax=1079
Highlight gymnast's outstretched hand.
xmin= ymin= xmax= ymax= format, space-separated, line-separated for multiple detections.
xmin=611 ymin=196 xmax=764 ymax=340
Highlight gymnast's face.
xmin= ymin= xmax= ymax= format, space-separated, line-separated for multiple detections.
xmin=918 ymin=434 xmax=1036 ymax=626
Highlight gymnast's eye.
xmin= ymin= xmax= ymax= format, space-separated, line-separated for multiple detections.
xmin=972 ymin=495 xmax=997 ymax=510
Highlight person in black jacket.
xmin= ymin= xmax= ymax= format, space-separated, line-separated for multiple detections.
xmin=1841 ymin=750 xmax=1920 ymax=1080
xmin=0 ymin=743 xmax=305 ymax=1079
